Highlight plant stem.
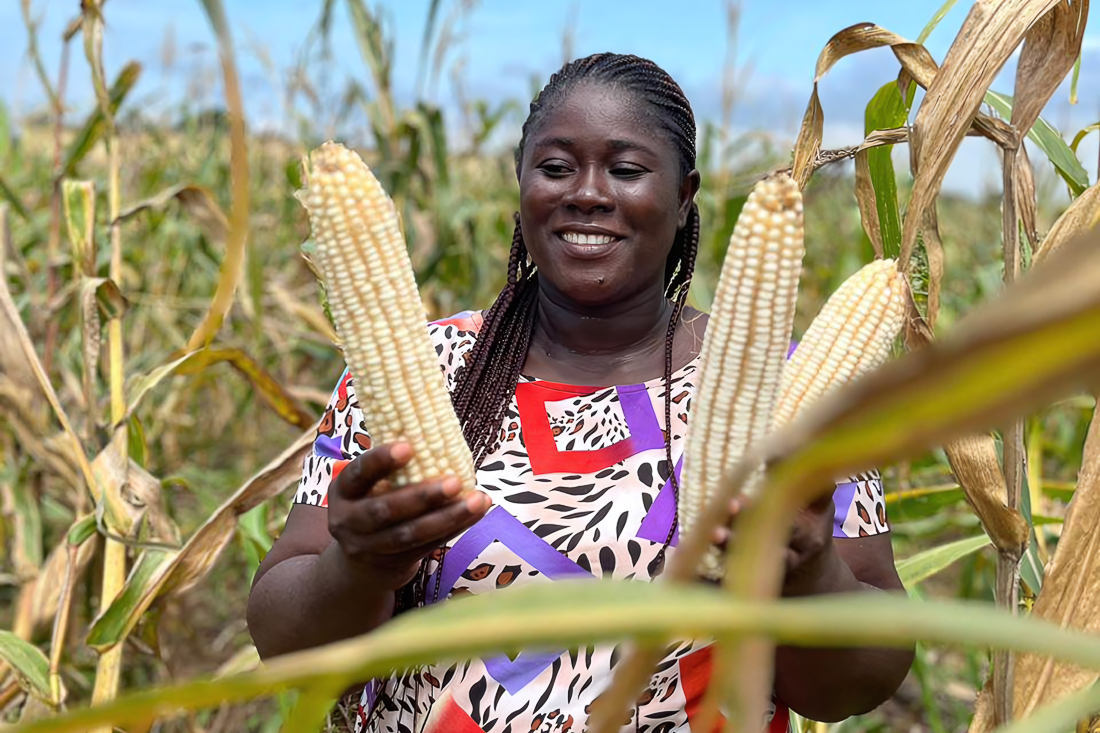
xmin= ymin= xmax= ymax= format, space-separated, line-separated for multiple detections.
xmin=993 ymin=143 xmax=1025 ymax=727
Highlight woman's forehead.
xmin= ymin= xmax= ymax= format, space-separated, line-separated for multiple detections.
xmin=526 ymin=84 xmax=675 ymax=155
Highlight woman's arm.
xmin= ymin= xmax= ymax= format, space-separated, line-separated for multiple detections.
xmin=771 ymin=498 xmax=914 ymax=722
xmin=247 ymin=443 xmax=490 ymax=660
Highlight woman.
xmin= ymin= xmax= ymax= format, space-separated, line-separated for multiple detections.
xmin=248 ymin=53 xmax=913 ymax=733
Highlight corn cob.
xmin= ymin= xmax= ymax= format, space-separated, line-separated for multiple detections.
xmin=680 ymin=173 xmax=805 ymax=579
xmin=771 ymin=258 xmax=908 ymax=429
xmin=296 ymin=141 xmax=476 ymax=492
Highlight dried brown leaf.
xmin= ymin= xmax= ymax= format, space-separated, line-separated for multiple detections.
xmin=922 ymin=204 xmax=946 ymax=330
xmin=793 ymin=24 xmax=913 ymax=188
xmin=85 ymin=426 xmax=315 ymax=652
xmin=902 ymin=0 xmax=1062 ymax=269
xmin=855 ymin=150 xmax=884 ymax=258
xmin=1015 ymin=145 xmax=1040 ymax=249
xmin=1012 ymin=0 xmax=1089 ymax=137
xmin=114 ymin=183 xmax=228 ymax=245
xmin=944 ymin=434 xmax=1030 ymax=554
xmin=89 ymin=428 xmax=179 ymax=544
xmin=972 ymin=403 xmax=1100 ymax=732
xmin=1036 ymin=183 xmax=1100 ymax=263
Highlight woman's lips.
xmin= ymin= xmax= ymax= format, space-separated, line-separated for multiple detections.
xmin=557 ymin=231 xmax=623 ymax=259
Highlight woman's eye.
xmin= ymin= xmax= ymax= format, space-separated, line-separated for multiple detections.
xmin=611 ymin=166 xmax=646 ymax=178
xmin=539 ymin=162 xmax=572 ymax=176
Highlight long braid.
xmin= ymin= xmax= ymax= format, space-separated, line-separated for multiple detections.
xmin=649 ymin=202 xmax=699 ymax=576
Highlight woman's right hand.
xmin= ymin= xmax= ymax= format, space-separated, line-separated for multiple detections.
xmin=327 ymin=442 xmax=492 ymax=590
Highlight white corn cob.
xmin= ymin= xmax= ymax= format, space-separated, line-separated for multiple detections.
xmin=680 ymin=174 xmax=805 ymax=579
xmin=771 ymin=259 xmax=908 ymax=430
xmin=296 ymin=142 xmax=476 ymax=492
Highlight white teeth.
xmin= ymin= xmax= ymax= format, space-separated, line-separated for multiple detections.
xmin=562 ymin=232 xmax=615 ymax=245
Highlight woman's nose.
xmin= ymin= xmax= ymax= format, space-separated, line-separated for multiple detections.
xmin=564 ymin=167 xmax=613 ymax=212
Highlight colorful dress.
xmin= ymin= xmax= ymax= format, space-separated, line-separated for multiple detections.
xmin=293 ymin=311 xmax=891 ymax=733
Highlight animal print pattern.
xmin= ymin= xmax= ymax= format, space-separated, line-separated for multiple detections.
xmin=292 ymin=310 xmax=890 ymax=733
xmin=545 ymin=390 xmax=631 ymax=452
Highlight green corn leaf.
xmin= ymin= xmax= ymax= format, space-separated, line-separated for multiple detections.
xmin=917 ymin=0 xmax=963 ymax=44
xmin=61 ymin=61 xmax=141 ymax=178
xmin=985 ymin=90 xmax=1088 ymax=197
xmin=0 ymin=630 xmax=53 ymax=704
xmin=864 ymin=81 xmax=915 ymax=259
xmin=896 ymin=533 xmax=992 ymax=589
xmin=67 ymin=513 xmax=98 ymax=546
xmin=14 ymin=585 xmax=1100 ymax=733
xmin=85 ymin=549 xmax=178 ymax=652
xmin=0 ymin=171 xmax=30 ymax=221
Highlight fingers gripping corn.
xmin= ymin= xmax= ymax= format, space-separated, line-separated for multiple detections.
xmin=296 ymin=142 xmax=476 ymax=492
xmin=680 ymin=174 xmax=805 ymax=579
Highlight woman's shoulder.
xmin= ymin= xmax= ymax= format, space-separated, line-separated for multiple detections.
xmin=427 ymin=310 xmax=485 ymax=388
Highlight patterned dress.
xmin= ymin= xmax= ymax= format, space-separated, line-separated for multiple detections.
xmin=293 ymin=310 xmax=891 ymax=733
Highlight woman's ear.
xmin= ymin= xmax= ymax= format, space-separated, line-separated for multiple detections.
xmin=678 ymin=169 xmax=702 ymax=228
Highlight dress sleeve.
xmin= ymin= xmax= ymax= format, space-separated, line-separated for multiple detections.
xmin=293 ymin=368 xmax=372 ymax=508
xmin=832 ymin=470 xmax=890 ymax=538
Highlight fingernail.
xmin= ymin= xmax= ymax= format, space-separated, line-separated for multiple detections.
xmin=441 ymin=477 xmax=462 ymax=497
xmin=467 ymin=492 xmax=491 ymax=512
xmin=390 ymin=443 xmax=413 ymax=462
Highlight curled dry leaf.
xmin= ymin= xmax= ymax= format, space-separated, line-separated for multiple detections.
xmin=90 ymin=428 xmax=180 ymax=545
xmin=944 ymin=434 xmax=1030 ymax=555
xmin=903 ymin=0 xmax=1062 ymax=270
xmin=1035 ymin=183 xmax=1100 ymax=264
xmin=85 ymin=426 xmax=315 ymax=652
xmin=114 ymin=183 xmax=229 ymax=246
xmin=854 ymin=150 xmax=884 ymax=258
xmin=970 ymin=404 xmax=1100 ymax=731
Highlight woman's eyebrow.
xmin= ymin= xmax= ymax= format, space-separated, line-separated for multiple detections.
xmin=530 ymin=137 xmax=654 ymax=154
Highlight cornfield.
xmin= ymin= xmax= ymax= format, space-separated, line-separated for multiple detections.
xmin=2 ymin=1 xmax=1100 ymax=732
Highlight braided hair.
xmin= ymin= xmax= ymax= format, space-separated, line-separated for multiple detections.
xmin=451 ymin=52 xmax=700 ymax=572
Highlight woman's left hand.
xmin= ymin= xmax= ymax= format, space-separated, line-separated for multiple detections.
xmin=711 ymin=491 xmax=838 ymax=592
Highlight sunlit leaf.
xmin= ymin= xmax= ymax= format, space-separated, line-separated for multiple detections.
xmin=14 ymin=586 xmax=1100 ymax=733
xmin=918 ymin=0 xmax=964 ymax=43
xmin=188 ymin=0 xmax=250 ymax=351
xmin=897 ymin=533 xmax=993 ymax=588
xmin=902 ymin=0 xmax=1066 ymax=269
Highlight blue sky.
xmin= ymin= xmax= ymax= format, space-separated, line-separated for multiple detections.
xmin=3 ymin=1 xmax=1098 ymax=196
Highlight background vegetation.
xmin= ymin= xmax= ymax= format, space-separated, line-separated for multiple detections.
xmin=0 ymin=1 xmax=1097 ymax=732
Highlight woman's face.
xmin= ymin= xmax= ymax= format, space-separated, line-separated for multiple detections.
xmin=518 ymin=82 xmax=699 ymax=309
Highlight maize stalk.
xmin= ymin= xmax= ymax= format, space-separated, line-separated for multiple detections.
xmin=296 ymin=142 xmax=476 ymax=492
xmin=771 ymin=258 xmax=908 ymax=429
xmin=680 ymin=173 xmax=805 ymax=579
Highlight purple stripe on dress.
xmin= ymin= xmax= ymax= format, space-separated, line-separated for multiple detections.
xmin=314 ymin=434 xmax=344 ymax=461
xmin=427 ymin=506 xmax=592 ymax=693
xmin=484 ymin=650 xmax=563 ymax=694
xmin=616 ymin=386 xmax=666 ymax=452
xmin=832 ymin=480 xmax=859 ymax=538
xmin=429 ymin=506 xmax=590 ymax=604
xmin=636 ymin=455 xmax=684 ymax=546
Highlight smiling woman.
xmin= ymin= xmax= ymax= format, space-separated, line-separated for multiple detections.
xmin=246 ymin=52 xmax=913 ymax=733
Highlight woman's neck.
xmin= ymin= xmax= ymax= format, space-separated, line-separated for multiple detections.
xmin=522 ymin=284 xmax=679 ymax=386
